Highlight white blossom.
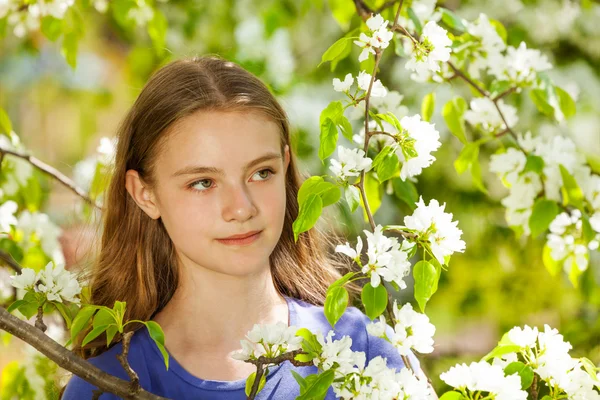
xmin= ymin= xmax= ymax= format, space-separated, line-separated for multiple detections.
xmin=329 ymin=146 xmax=373 ymax=182
xmin=332 ymin=73 xmax=354 ymax=92
xmin=404 ymin=21 xmax=452 ymax=81
xmin=547 ymin=209 xmax=591 ymax=273
xmin=35 ymin=262 xmax=82 ymax=303
xmin=464 ymin=98 xmax=518 ymax=133
xmin=356 ymin=71 xmax=388 ymax=97
xmin=231 ymin=321 xmax=302 ymax=361
xmin=404 ymin=196 xmax=466 ymax=265
xmin=507 ymin=325 xmax=539 ymax=348
xmin=389 ymin=301 xmax=436 ymax=355
xmin=396 ymin=114 xmax=442 ymax=180
xmin=488 ymin=41 xmax=552 ymax=84
xmin=440 ymin=361 xmax=527 ymax=399
xmin=9 ymin=268 xmax=38 ymax=291
xmin=0 ymin=200 xmax=18 ymax=234
xmin=353 ymin=14 xmax=393 ymax=62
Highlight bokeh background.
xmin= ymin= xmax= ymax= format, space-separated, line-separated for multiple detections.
xmin=1 ymin=0 xmax=599 ymax=396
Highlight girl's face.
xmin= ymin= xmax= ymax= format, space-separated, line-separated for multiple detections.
xmin=127 ymin=110 xmax=290 ymax=277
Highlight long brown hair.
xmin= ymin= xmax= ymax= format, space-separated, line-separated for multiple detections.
xmin=70 ymin=55 xmax=358 ymax=367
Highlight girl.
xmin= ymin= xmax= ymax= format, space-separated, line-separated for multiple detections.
xmin=61 ymin=55 xmax=423 ymax=399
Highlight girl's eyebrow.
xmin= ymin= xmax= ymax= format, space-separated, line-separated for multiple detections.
xmin=171 ymin=152 xmax=282 ymax=178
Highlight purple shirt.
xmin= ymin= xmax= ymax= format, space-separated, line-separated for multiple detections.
xmin=62 ymin=295 xmax=422 ymax=399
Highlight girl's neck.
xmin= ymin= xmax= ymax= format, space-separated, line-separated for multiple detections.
xmin=151 ymin=259 xmax=289 ymax=352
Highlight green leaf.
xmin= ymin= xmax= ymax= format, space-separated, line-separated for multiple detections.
xmin=293 ymin=194 xmax=323 ymax=242
xmin=530 ymin=89 xmax=554 ymax=118
xmin=439 ymin=7 xmax=466 ymax=32
xmin=559 ymin=164 xmax=584 ymax=208
xmin=528 ymin=199 xmax=559 ymax=238
xmin=296 ymin=369 xmax=335 ymax=400
xmin=0 ymin=107 xmax=13 ymax=135
xmin=504 ymin=361 xmax=534 ymax=390
xmin=328 ymin=272 xmax=356 ymax=291
xmin=337 ymin=115 xmax=353 ymax=141
xmin=406 ymin=8 xmax=422 ymax=35
xmin=291 ymin=370 xmax=307 ymax=392
xmin=82 ymin=325 xmax=110 ymax=347
xmin=319 ymin=118 xmax=338 ymax=161
xmin=489 ymin=81 xmax=512 ymax=98
xmin=554 ymin=86 xmax=576 ymax=119
xmin=439 ymin=392 xmax=466 ymax=400
xmin=523 ymin=155 xmax=545 ymax=174
xmin=245 ymin=371 xmax=267 ymax=397
xmin=319 ymin=36 xmax=353 ymax=68
xmin=61 ymin=32 xmax=78 ymax=69
xmin=392 ymin=178 xmax=418 ymax=210
xmin=6 ymin=300 xmax=28 ymax=314
xmin=421 ymin=92 xmax=435 ymax=122
xmin=454 ymin=143 xmax=479 ymax=175
xmin=145 ymin=321 xmax=169 ymax=370
xmin=70 ymin=306 xmax=97 ymax=343
xmin=361 ymin=172 xmax=383 ymax=222
xmin=580 ymin=357 xmax=599 ymax=381
xmin=345 ymin=185 xmax=361 ymax=213
xmin=324 ymin=285 xmax=348 ymax=328
xmin=542 ymin=243 xmax=563 ymax=277
xmin=413 ymin=260 xmax=437 ymax=312
xmin=361 ymin=283 xmax=388 ymax=320
xmin=489 ymin=19 xmax=507 ymax=43
xmin=443 ymin=97 xmax=468 ymax=144
xmin=93 ymin=308 xmax=116 ymax=330
xmin=41 ymin=16 xmax=63 ymax=42
xmin=55 ymin=302 xmax=73 ymax=329
xmin=482 ymin=344 xmax=521 ymax=361
xmin=375 ymin=112 xmax=402 ymax=133
xmin=106 ymin=325 xmax=119 ymax=347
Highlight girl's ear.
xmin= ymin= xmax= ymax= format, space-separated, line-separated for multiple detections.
xmin=125 ymin=170 xmax=161 ymax=220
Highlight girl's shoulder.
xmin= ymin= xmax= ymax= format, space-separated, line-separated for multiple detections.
xmin=287 ymin=296 xmax=422 ymax=373
xmin=61 ymin=329 xmax=152 ymax=399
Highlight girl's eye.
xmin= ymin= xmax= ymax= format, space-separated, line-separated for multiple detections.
xmin=188 ymin=168 xmax=275 ymax=193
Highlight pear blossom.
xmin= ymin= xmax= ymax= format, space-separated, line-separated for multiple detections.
xmin=335 ymin=237 xmax=363 ymax=264
xmin=404 ymin=197 xmax=466 ymax=265
xmin=356 ymin=71 xmax=388 ymax=97
xmin=1 ymin=0 xmax=75 ymax=38
xmin=363 ymin=225 xmax=412 ymax=289
xmin=332 ymin=73 xmax=354 ymax=92
xmin=488 ymin=41 xmax=552 ymax=84
xmin=464 ymin=98 xmax=518 ymax=133
xmin=0 ymin=200 xmax=18 ymax=234
xmin=396 ymin=114 xmax=442 ymax=180
xmin=9 ymin=268 xmax=38 ymax=291
xmin=97 ymin=136 xmax=118 ymax=165
xmin=10 ymin=262 xmax=81 ymax=304
xmin=547 ymin=209 xmax=595 ymax=273
xmin=231 ymin=321 xmax=302 ymax=361
xmin=353 ymin=14 xmax=393 ymax=62
xmin=465 ymin=13 xmax=506 ymax=79
xmin=314 ymin=331 xmax=363 ymax=375
xmin=404 ymin=21 xmax=452 ymax=81
xmin=508 ymin=325 xmax=539 ymax=348
xmin=329 ymin=146 xmax=373 ymax=182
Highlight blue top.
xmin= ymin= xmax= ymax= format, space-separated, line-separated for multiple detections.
xmin=62 ymin=295 xmax=423 ymax=399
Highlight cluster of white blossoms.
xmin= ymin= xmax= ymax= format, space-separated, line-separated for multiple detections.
xmin=127 ymin=0 xmax=155 ymax=27
xmin=464 ymin=97 xmax=519 ymax=134
xmin=336 ymin=225 xmax=413 ymax=289
xmin=0 ymin=0 xmax=74 ymax=38
xmin=395 ymin=114 xmax=442 ymax=180
xmin=465 ymin=13 xmax=506 ymax=80
xmin=367 ymin=301 xmax=435 ymax=356
xmin=547 ymin=209 xmax=599 ymax=273
xmin=353 ymin=14 xmax=393 ymax=62
xmin=488 ymin=41 xmax=553 ymax=85
xmin=314 ymin=331 xmax=435 ymax=399
xmin=329 ymin=146 xmax=373 ymax=183
xmin=230 ymin=322 xmax=302 ymax=361
xmin=500 ymin=325 xmax=600 ymax=399
xmin=404 ymin=196 xmax=466 ymax=266
xmin=490 ymin=131 xmax=599 ymax=243
xmin=404 ymin=21 xmax=452 ymax=81
xmin=440 ymin=360 xmax=528 ymax=399
xmin=9 ymin=262 xmax=81 ymax=304
xmin=332 ymin=71 xmax=388 ymax=98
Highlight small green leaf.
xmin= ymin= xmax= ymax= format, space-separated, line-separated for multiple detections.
xmin=443 ymin=97 xmax=468 ymax=144
xmin=361 ymin=283 xmax=388 ymax=320
xmin=421 ymin=92 xmax=435 ymax=122
xmin=529 ymin=199 xmax=559 ymax=238
xmin=6 ymin=300 xmax=28 ymax=314
xmin=293 ymin=194 xmax=323 ymax=242
xmin=71 ymin=306 xmax=97 ymax=343
xmin=439 ymin=392 xmax=466 ymax=400
xmin=93 ymin=308 xmax=116 ymax=330
xmin=406 ymin=8 xmax=423 ymax=35
xmin=413 ymin=260 xmax=437 ymax=312
xmin=319 ymin=118 xmax=338 ymax=161
xmin=554 ymin=86 xmax=576 ymax=119
xmin=296 ymin=369 xmax=335 ymax=400
xmin=345 ymin=185 xmax=361 ymax=213
xmin=392 ymin=178 xmax=418 ymax=210
xmin=559 ymin=164 xmax=584 ymax=208
xmin=55 ymin=302 xmax=73 ymax=329
xmin=439 ymin=7 xmax=466 ymax=32
xmin=106 ymin=325 xmax=119 ymax=347
xmin=319 ymin=37 xmax=353 ymax=68
xmin=41 ymin=16 xmax=63 ymax=41
xmin=0 ymin=107 xmax=13 ymax=134
xmin=82 ymin=325 xmax=110 ymax=347
xmin=324 ymin=285 xmax=348 ymax=328
xmin=145 ymin=321 xmax=169 ymax=370
xmin=291 ymin=370 xmax=307 ymax=391
xmin=61 ymin=32 xmax=78 ymax=69
xmin=245 ymin=371 xmax=267 ymax=397
xmin=542 ymin=243 xmax=563 ymax=277
xmin=523 ymin=155 xmax=545 ymax=174
xmin=530 ymin=89 xmax=554 ymax=118
xmin=482 ymin=344 xmax=521 ymax=361
xmin=504 ymin=361 xmax=534 ymax=390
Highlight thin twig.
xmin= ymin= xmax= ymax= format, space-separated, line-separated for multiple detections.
xmin=0 ymin=249 xmax=22 ymax=274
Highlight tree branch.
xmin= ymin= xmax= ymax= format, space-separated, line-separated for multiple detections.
xmin=0 ymin=307 xmax=169 ymax=399
xmin=0 ymin=249 xmax=22 ymax=274
xmin=0 ymin=147 xmax=101 ymax=210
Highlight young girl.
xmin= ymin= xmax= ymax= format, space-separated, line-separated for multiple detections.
xmin=61 ymin=55 xmax=423 ymax=399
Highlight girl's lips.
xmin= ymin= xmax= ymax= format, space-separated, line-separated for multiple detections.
xmin=216 ymin=230 xmax=262 ymax=246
